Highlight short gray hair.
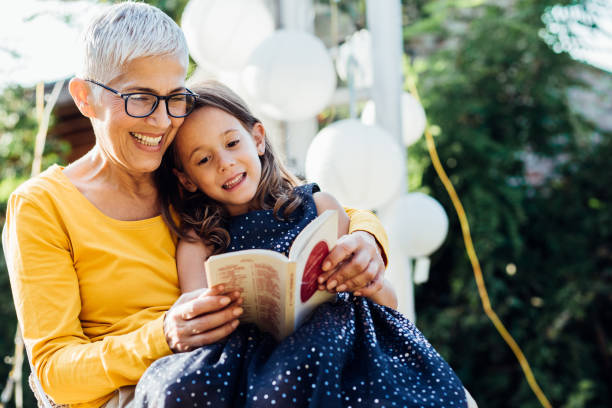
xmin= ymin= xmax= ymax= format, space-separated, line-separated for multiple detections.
xmin=79 ymin=1 xmax=189 ymax=84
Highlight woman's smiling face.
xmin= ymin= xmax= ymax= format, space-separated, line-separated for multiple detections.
xmin=173 ymin=106 xmax=266 ymax=216
xmin=90 ymin=54 xmax=188 ymax=175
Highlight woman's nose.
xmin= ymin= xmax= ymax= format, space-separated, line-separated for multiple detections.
xmin=146 ymin=100 xmax=171 ymax=128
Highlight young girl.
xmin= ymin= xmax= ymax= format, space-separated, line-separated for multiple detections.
xmin=134 ymin=81 xmax=470 ymax=408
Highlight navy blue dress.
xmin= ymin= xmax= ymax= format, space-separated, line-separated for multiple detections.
xmin=133 ymin=184 xmax=467 ymax=408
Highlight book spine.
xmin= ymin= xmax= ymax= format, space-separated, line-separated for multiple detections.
xmin=284 ymin=262 xmax=297 ymax=338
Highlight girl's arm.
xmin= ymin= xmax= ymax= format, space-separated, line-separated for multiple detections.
xmin=312 ymin=191 xmax=350 ymax=238
xmin=313 ymin=192 xmax=398 ymax=309
xmin=176 ymin=231 xmax=211 ymax=293
xmin=360 ymin=279 xmax=398 ymax=309
xmin=172 ymin=232 xmax=244 ymax=350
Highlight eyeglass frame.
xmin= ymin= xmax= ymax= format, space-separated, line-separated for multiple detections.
xmin=85 ymin=79 xmax=198 ymax=118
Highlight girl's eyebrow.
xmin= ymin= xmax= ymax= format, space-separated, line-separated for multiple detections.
xmin=187 ymin=129 xmax=240 ymax=161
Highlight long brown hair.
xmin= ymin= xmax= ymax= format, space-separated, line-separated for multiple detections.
xmin=156 ymin=80 xmax=303 ymax=255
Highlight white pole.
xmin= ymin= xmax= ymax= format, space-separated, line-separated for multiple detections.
xmin=278 ymin=0 xmax=319 ymax=177
xmin=366 ymin=0 xmax=414 ymax=319
xmin=365 ymin=0 xmax=404 ymax=142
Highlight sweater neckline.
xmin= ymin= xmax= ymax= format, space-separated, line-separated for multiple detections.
xmin=46 ymin=164 xmax=164 ymax=228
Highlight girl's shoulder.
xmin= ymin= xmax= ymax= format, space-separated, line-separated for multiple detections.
xmin=293 ymin=183 xmax=346 ymax=220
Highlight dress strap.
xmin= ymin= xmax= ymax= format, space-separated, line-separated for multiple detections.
xmin=294 ymin=183 xmax=320 ymax=196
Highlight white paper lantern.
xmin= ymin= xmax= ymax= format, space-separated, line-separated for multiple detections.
xmin=361 ymin=92 xmax=427 ymax=146
xmin=242 ymin=30 xmax=337 ymax=121
xmin=384 ymin=192 xmax=449 ymax=257
xmin=305 ymin=119 xmax=404 ymax=209
xmin=335 ymin=29 xmax=373 ymax=89
xmin=181 ymin=0 xmax=274 ymax=72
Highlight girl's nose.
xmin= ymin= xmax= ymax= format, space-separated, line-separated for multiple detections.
xmin=217 ymin=151 xmax=235 ymax=172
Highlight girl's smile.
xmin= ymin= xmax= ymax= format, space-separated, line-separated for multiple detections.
xmin=222 ymin=172 xmax=247 ymax=190
xmin=173 ymin=106 xmax=266 ymax=216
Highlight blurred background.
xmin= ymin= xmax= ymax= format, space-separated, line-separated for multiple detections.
xmin=1 ymin=0 xmax=611 ymax=407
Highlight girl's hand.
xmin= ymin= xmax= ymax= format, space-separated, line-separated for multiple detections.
xmin=164 ymin=285 xmax=243 ymax=352
xmin=317 ymin=231 xmax=385 ymax=298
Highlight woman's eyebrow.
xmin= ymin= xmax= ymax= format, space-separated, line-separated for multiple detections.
xmin=124 ymin=86 xmax=186 ymax=94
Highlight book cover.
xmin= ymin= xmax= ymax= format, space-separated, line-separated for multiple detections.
xmin=204 ymin=210 xmax=338 ymax=340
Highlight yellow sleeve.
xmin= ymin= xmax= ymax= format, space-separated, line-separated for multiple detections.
xmin=344 ymin=207 xmax=389 ymax=266
xmin=3 ymin=193 xmax=171 ymax=406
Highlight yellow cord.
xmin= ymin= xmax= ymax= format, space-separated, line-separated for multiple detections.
xmin=407 ymin=82 xmax=553 ymax=408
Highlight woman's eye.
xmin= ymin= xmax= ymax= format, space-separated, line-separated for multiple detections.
xmin=227 ymin=139 xmax=240 ymax=148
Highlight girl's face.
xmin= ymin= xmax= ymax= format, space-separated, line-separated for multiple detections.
xmin=173 ymin=106 xmax=266 ymax=216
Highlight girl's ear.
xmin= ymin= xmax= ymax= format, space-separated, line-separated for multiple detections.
xmin=68 ymin=78 xmax=96 ymax=118
xmin=251 ymin=122 xmax=266 ymax=156
xmin=172 ymin=169 xmax=198 ymax=192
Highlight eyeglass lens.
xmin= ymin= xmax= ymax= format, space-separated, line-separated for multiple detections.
xmin=127 ymin=93 xmax=196 ymax=117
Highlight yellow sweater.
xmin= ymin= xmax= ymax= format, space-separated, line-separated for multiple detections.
xmin=3 ymin=164 xmax=389 ymax=407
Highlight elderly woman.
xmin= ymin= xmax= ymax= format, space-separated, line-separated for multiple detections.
xmin=2 ymin=3 xmax=390 ymax=407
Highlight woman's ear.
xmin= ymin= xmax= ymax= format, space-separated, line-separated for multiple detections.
xmin=252 ymin=122 xmax=266 ymax=156
xmin=172 ymin=168 xmax=198 ymax=192
xmin=68 ymin=78 xmax=96 ymax=118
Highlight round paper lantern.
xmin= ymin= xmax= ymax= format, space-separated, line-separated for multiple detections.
xmin=305 ymin=119 xmax=404 ymax=209
xmin=361 ymin=92 xmax=427 ymax=146
xmin=335 ymin=29 xmax=373 ymax=89
xmin=242 ymin=30 xmax=337 ymax=121
xmin=384 ymin=192 xmax=449 ymax=257
xmin=181 ymin=0 xmax=274 ymax=72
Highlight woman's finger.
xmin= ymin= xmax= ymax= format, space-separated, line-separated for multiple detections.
xmin=327 ymin=249 xmax=372 ymax=291
xmin=353 ymin=265 xmax=385 ymax=297
xmin=337 ymin=258 xmax=379 ymax=292
xmin=317 ymin=235 xmax=359 ymax=284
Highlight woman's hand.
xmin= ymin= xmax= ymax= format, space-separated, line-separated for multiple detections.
xmin=163 ymin=285 xmax=243 ymax=352
xmin=317 ymin=231 xmax=386 ymax=298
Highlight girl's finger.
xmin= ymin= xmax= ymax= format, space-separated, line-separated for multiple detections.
xmin=189 ymin=304 xmax=243 ymax=334
xmin=190 ymin=319 xmax=241 ymax=348
xmin=177 ymin=295 xmax=233 ymax=320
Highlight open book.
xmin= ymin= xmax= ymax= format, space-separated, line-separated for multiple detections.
xmin=205 ymin=210 xmax=338 ymax=340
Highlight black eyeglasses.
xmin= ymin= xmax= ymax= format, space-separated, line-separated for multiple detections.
xmin=85 ymin=79 xmax=198 ymax=118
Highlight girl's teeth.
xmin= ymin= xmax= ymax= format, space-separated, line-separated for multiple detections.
xmin=224 ymin=174 xmax=244 ymax=189
xmin=131 ymin=132 xmax=162 ymax=146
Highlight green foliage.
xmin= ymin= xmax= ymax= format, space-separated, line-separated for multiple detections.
xmin=404 ymin=0 xmax=612 ymax=407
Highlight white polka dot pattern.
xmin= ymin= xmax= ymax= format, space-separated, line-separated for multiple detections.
xmin=133 ymin=184 xmax=467 ymax=407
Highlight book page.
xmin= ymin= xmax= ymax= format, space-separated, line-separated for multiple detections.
xmin=205 ymin=250 xmax=289 ymax=339
xmin=289 ymin=210 xmax=337 ymax=330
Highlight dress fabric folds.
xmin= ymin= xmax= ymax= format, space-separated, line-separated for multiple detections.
xmin=133 ymin=184 xmax=466 ymax=408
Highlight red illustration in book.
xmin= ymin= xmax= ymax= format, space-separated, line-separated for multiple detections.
xmin=300 ymin=241 xmax=330 ymax=302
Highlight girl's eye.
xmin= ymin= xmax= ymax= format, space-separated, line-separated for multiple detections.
xmin=227 ymin=139 xmax=240 ymax=148
xmin=198 ymin=156 xmax=209 ymax=165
